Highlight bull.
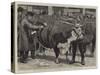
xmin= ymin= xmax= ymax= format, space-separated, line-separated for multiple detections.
xmin=37 ymin=21 xmax=73 ymax=64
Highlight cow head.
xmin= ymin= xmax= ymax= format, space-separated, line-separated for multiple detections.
xmin=57 ymin=42 xmax=70 ymax=55
xmin=56 ymin=29 xmax=79 ymax=55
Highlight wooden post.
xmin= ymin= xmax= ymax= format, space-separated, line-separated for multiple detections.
xmin=48 ymin=6 xmax=53 ymax=15
xmin=82 ymin=8 xmax=85 ymax=15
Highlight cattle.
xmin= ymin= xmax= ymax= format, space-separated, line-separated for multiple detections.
xmin=37 ymin=19 xmax=73 ymax=64
xmin=35 ymin=14 xmax=96 ymax=65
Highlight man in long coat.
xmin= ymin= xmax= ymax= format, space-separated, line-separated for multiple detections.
xmin=18 ymin=7 xmax=43 ymax=63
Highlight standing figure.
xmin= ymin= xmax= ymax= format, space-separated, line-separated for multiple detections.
xmin=18 ymin=8 xmax=43 ymax=63
xmin=67 ymin=23 xmax=83 ymax=49
xmin=17 ymin=7 xmax=29 ymax=63
xmin=31 ymin=13 xmax=47 ymax=57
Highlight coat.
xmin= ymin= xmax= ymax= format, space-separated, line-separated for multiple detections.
xmin=18 ymin=17 xmax=29 ymax=51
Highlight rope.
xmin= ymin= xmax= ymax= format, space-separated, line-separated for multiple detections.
xmin=60 ymin=20 xmax=75 ymax=26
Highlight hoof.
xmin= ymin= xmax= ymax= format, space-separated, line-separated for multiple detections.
xmin=55 ymin=59 xmax=60 ymax=64
xmin=69 ymin=60 xmax=75 ymax=64
xmin=81 ymin=61 xmax=85 ymax=65
xmin=90 ymin=54 xmax=94 ymax=57
xmin=31 ymin=56 xmax=35 ymax=59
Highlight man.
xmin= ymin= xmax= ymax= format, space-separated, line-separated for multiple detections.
xmin=31 ymin=11 xmax=47 ymax=57
xmin=17 ymin=7 xmax=29 ymax=63
xmin=18 ymin=10 xmax=43 ymax=63
xmin=66 ymin=23 xmax=84 ymax=51
xmin=73 ymin=23 xmax=83 ymax=40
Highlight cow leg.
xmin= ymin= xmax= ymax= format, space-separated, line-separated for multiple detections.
xmin=91 ymin=38 xmax=96 ymax=57
xmin=54 ymin=47 xmax=60 ymax=64
xmin=41 ymin=47 xmax=46 ymax=56
xmin=79 ymin=44 xmax=85 ymax=65
xmin=70 ymin=41 xmax=77 ymax=64
xmin=65 ymin=51 xmax=70 ymax=64
xmin=69 ymin=43 xmax=72 ymax=55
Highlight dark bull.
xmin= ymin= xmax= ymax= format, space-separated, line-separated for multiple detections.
xmin=37 ymin=20 xmax=96 ymax=65
xmin=38 ymin=21 xmax=73 ymax=64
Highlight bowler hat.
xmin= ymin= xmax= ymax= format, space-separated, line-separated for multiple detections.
xmin=17 ymin=7 xmax=24 ymax=12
